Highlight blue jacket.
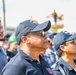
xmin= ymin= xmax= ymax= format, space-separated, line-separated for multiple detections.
xmin=1 ymin=48 xmax=54 ymax=75
xmin=0 ymin=47 xmax=8 ymax=73
xmin=53 ymin=58 xmax=76 ymax=75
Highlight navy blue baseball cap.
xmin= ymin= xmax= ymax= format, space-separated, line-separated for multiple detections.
xmin=15 ymin=20 xmax=51 ymax=45
xmin=53 ymin=31 xmax=76 ymax=50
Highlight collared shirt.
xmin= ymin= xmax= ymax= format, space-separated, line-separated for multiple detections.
xmin=53 ymin=57 xmax=76 ymax=75
xmin=0 ymin=48 xmax=53 ymax=75
xmin=0 ymin=47 xmax=8 ymax=73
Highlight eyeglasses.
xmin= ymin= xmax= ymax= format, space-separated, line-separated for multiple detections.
xmin=27 ymin=31 xmax=46 ymax=37
xmin=65 ymin=38 xmax=76 ymax=45
xmin=40 ymin=31 xmax=46 ymax=37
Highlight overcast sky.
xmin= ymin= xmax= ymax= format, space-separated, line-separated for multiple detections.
xmin=0 ymin=0 xmax=76 ymax=32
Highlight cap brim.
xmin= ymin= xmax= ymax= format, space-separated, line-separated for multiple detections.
xmin=31 ymin=20 xmax=51 ymax=32
xmin=66 ymin=33 xmax=76 ymax=41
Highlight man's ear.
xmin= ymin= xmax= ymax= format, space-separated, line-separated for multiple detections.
xmin=21 ymin=36 xmax=30 ymax=44
xmin=21 ymin=36 xmax=27 ymax=43
xmin=60 ymin=44 xmax=65 ymax=51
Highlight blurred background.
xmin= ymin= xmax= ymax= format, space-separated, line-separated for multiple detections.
xmin=0 ymin=0 xmax=76 ymax=35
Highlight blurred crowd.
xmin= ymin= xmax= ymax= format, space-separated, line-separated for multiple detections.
xmin=0 ymin=19 xmax=76 ymax=75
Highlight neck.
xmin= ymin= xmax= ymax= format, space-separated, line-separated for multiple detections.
xmin=61 ymin=53 xmax=76 ymax=69
xmin=20 ymin=46 xmax=43 ymax=62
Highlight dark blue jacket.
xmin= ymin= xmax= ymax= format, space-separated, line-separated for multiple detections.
xmin=0 ymin=47 xmax=8 ymax=73
xmin=0 ymin=48 xmax=53 ymax=75
xmin=53 ymin=58 xmax=76 ymax=75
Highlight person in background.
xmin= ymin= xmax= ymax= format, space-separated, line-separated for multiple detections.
xmin=53 ymin=31 xmax=76 ymax=75
xmin=51 ymin=10 xmax=58 ymax=25
xmin=0 ymin=19 xmax=8 ymax=73
xmin=3 ymin=35 xmax=15 ymax=61
xmin=43 ymin=31 xmax=57 ymax=68
xmin=0 ymin=19 xmax=54 ymax=75
xmin=8 ymin=34 xmax=17 ymax=55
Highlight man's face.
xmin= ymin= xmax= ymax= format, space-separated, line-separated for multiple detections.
xmin=62 ymin=39 xmax=76 ymax=55
xmin=24 ymin=31 xmax=52 ymax=51
xmin=0 ymin=23 xmax=4 ymax=39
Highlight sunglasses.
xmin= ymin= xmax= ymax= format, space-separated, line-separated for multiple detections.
xmin=65 ymin=38 xmax=76 ymax=45
xmin=27 ymin=31 xmax=46 ymax=37
xmin=40 ymin=31 xmax=46 ymax=37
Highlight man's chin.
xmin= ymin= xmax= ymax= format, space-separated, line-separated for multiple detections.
xmin=43 ymin=46 xmax=51 ymax=50
xmin=47 ymin=45 xmax=52 ymax=49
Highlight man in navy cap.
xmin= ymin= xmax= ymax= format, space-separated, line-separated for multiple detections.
xmin=53 ymin=31 xmax=76 ymax=75
xmin=0 ymin=19 xmax=54 ymax=75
